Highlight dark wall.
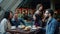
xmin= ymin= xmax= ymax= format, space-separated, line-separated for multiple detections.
xmin=55 ymin=0 xmax=60 ymax=9
xmin=18 ymin=0 xmax=50 ymax=9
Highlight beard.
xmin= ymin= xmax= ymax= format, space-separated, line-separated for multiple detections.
xmin=45 ymin=16 xmax=49 ymax=19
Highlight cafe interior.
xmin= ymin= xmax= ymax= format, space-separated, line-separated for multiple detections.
xmin=0 ymin=0 xmax=60 ymax=34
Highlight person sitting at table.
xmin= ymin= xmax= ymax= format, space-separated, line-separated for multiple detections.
xmin=11 ymin=13 xmax=25 ymax=27
xmin=24 ymin=16 xmax=33 ymax=27
xmin=0 ymin=11 xmax=13 ymax=34
xmin=22 ymin=10 xmax=28 ymax=20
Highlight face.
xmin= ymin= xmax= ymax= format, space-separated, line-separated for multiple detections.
xmin=14 ymin=14 xmax=18 ymax=19
xmin=39 ymin=6 xmax=43 ymax=11
xmin=9 ymin=12 xmax=13 ymax=19
xmin=44 ymin=10 xmax=49 ymax=18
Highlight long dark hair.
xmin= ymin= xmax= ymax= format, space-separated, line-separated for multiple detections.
xmin=4 ymin=11 xmax=10 ymax=19
xmin=4 ymin=10 xmax=12 ymax=22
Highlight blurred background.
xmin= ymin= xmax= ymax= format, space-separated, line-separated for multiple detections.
xmin=0 ymin=0 xmax=60 ymax=34
xmin=0 ymin=0 xmax=60 ymax=21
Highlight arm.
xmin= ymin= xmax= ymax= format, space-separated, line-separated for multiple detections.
xmin=0 ymin=19 xmax=7 ymax=34
xmin=19 ymin=18 xmax=25 ymax=25
xmin=49 ymin=21 xmax=58 ymax=34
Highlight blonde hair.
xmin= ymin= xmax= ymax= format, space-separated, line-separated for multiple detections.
xmin=36 ymin=4 xmax=43 ymax=10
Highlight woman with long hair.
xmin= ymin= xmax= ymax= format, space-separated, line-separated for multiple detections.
xmin=0 ymin=10 xmax=13 ymax=34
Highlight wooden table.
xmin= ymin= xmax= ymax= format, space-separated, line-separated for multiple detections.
xmin=6 ymin=28 xmax=40 ymax=34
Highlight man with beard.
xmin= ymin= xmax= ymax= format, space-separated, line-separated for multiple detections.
xmin=44 ymin=9 xmax=59 ymax=34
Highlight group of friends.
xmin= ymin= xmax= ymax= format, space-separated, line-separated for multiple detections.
xmin=0 ymin=4 xmax=59 ymax=34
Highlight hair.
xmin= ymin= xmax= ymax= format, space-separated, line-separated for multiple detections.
xmin=46 ymin=9 xmax=54 ymax=16
xmin=36 ymin=4 xmax=43 ymax=10
xmin=4 ymin=10 xmax=12 ymax=19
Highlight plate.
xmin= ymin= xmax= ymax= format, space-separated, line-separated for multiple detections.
xmin=11 ymin=26 xmax=16 ymax=30
xmin=31 ymin=27 xmax=37 ymax=30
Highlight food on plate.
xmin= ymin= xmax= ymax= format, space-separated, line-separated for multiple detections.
xmin=24 ymin=27 xmax=30 ymax=31
xmin=18 ymin=25 xmax=25 ymax=29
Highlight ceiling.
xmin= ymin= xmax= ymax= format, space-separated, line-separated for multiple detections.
xmin=17 ymin=0 xmax=60 ymax=9
xmin=17 ymin=0 xmax=50 ymax=9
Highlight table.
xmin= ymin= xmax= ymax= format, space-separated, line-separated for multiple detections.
xmin=6 ymin=28 xmax=41 ymax=34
